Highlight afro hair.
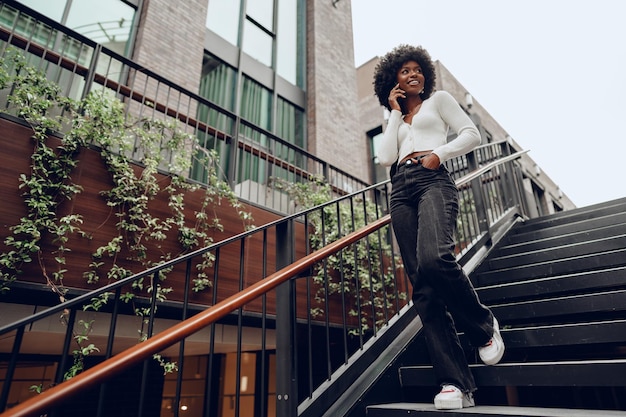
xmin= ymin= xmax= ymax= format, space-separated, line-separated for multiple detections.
xmin=373 ymin=44 xmax=437 ymax=111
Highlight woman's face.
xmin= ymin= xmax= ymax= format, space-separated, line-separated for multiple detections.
xmin=396 ymin=60 xmax=425 ymax=95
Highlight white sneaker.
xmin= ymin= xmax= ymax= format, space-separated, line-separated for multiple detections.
xmin=434 ymin=384 xmax=475 ymax=409
xmin=479 ymin=316 xmax=505 ymax=365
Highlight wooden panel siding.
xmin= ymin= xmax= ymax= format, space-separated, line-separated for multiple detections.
xmin=0 ymin=117 xmax=387 ymax=329
xmin=0 ymin=118 xmax=282 ymax=309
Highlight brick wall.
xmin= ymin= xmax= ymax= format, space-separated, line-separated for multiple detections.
xmin=307 ymin=0 xmax=370 ymax=184
xmin=132 ymin=0 xmax=207 ymax=93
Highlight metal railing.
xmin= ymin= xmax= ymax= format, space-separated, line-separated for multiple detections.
xmin=0 ymin=142 xmax=528 ymax=417
xmin=0 ymin=3 xmax=532 ymax=416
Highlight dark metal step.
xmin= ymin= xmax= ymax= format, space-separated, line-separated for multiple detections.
xmin=510 ymin=214 xmax=626 ymax=245
xmin=398 ymin=359 xmax=626 ymax=388
xmin=490 ymin=289 xmax=626 ymax=323
xmin=493 ymin=222 xmax=626 ymax=258
xmin=366 ymin=402 xmax=626 ymax=416
xmin=459 ymin=319 xmax=626 ymax=351
xmin=474 ymin=249 xmax=626 ymax=286
xmin=476 ymin=266 xmax=626 ymax=303
xmin=511 ymin=199 xmax=626 ymax=234
xmin=486 ymin=234 xmax=626 ymax=271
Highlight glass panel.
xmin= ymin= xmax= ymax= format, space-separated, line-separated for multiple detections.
xmin=219 ymin=353 xmax=256 ymax=417
xmin=65 ymin=0 xmax=136 ymax=56
xmin=238 ymin=76 xmax=272 ymax=185
xmin=0 ymin=4 xmax=57 ymax=49
xmin=371 ymin=130 xmax=387 ymax=183
xmin=242 ymin=19 xmax=272 ymax=67
xmin=0 ymin=3 xmax=93 ymax=99
xmin=272 ymin=97 xmax=305 ymax=185
xmin=0 ymin=360 xmax=58 ymax=408
xmin=240 ymin=76 xmax=272 ymax=131
xmin=276 ymin=0 xmax=297 ymax=85
xmin=198 ymin=53 xmax=237 ymax=113
xmin=246 ymin=0 xmax=273 ymax=30
xmin=192 ymin=53 xmax=237 ymax=183
xmin=371 ymin=130 xmax=385 ymax=164
xmin=267 ymin=354 xmax=276 ymax=417
xmin=18 ymin=0 xmax=66 ymax=22
xmin=161 ymin=355 xmax=206 ymax=417
xmin=276 ymin=96 xmax=304 ymax=148
xmin=206 ymin=0 xmax=241 ymax=46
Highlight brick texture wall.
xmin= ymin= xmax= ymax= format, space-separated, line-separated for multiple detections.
xmin=307 ymin=0 xmax=370 ymax=184
xmin=132 ymin=0 xmax=207 ymax=93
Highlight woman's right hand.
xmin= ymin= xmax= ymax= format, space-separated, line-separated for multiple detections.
xmin=388 ymin=83 xmax=405 ymax=112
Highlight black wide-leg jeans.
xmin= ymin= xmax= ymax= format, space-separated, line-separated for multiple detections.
xmin=390 ymin=162 xmax=494 ymax=393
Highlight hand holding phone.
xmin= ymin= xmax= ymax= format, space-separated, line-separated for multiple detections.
xmin=388 ymin=83 xmax=405 ymax=112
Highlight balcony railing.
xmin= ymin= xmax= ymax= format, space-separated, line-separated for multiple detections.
xmin=0 ymin=0 xmax=369 ymax=215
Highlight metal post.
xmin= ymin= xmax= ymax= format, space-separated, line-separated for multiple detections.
xmin=498 ymin=141 xmax=516 ymax=211
xmin=0 ymin=327 xmax=24 ymax=411
xmin=466 ymin=151 xmax=489 ymax=234
xmin=81 ymin=44 xmax=101 ymax=101
xmin=275 ymin=219 xmax=297 ymax=417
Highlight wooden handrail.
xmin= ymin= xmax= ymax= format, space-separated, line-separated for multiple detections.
xmin=0 ymin=146 xmax=528 ymax=416
xmin=0 ymin=215 xmax=391 ymax=417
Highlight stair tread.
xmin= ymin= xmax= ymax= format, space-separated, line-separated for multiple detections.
xmin=367 ymin=402 xmax=626 ymax=416
xmin=490 ymin=288 xmax=626 ymax=319
xmin=514 ymin=199 xmax=626 ymax=230
xmin=399 ymin=359 xmax=626 ymax=388
xmin=476 ymin=266 xmax=626 ymax=303
xmin=474 ymin=249 xmax=626 ymax=286
xmin=403 ymin=358 xmax=626 ymax=368
xmin=497 ymin=218 xmax=626 ymax=252
xmin=455 ymin=319 xmax=626 ymax=350
xmin=487 ymin=234 xmax=626 ymax=268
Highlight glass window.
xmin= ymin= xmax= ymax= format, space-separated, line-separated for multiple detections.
xmin=272 ymin=96 xmax=306 ymax=184
xmin=205 ymin=0 xmax=305 ymax=88
xmin=198 ymin=53 xmax=237 ymax=113
xmin=370 ymin=128 xmax=388 ymax=183
xmin=65 ymin=0 xmax=135 ymax=56
xmin=246 ymin=0 xmax=273 ymax=30
xmin=276 ymin=96 xmax=304 ymax=148
xmin=0 ymin=4 xmax=57 ymax=49
xmin=193 ymin=53 xmax=238 ymax=183
xmin=240 ymin=76 xmax=272 ymax=131
xmin=371 ymin=131 xmax=384 ymax=164
xmin=12 ymin=0 xmax=136 ymax=57
xmin=242 ymin=20 xmax=273 ymax=67
xmin=276 ymin=0 xmax=298 ymax=85
xmin=18 ymin=0 xmax=65 ymax=21
xmin=237 ymin=76 xmax=272 ymax=184
xmin=206 ymin=0 xmax=241 ymax=46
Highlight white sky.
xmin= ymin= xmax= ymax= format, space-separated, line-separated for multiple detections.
xmin=351 ymin=0 xmax=626 ymax=208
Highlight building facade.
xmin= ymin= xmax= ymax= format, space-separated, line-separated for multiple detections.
xmin=0 ymin=1 xmax=575 ymax=416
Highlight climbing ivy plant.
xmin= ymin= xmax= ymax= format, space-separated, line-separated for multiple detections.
xmin=272 ymin=175 xmax=405 ymax=335
xmin=0 ymin=49 xmax=253 ymax=379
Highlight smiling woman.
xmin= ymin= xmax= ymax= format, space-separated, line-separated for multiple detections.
xmin=372 ymin=43 xmax=504 ymax=410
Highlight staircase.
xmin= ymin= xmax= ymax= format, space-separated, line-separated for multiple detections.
xmin=366 ymin=197 xmax=626 ymax=416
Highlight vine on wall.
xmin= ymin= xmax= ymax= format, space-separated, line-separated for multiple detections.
xmin=272 ymin=175 xmax=405 ymax=335
xmin=0 ymin=49 xmax=253 ymax=380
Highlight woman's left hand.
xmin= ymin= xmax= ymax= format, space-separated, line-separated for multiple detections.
xmin=421 ymin=153 xmax=441 ymax=169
